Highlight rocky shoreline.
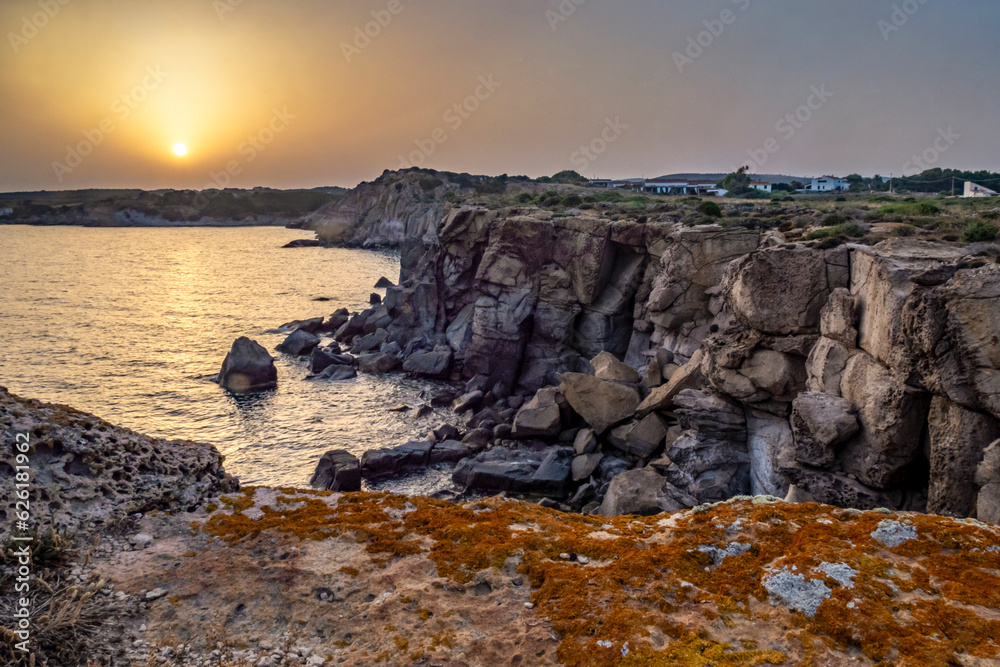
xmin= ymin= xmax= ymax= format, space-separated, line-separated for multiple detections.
xmin=2 ymin=388 xmax=999 ymax=666
xmin=5 ymin=170 xmax=1000 ymax=665
xmin=244 ymin=173 xmax=1000 ymax=525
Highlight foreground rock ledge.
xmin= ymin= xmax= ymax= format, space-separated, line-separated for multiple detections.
xmin=102 ymin=489 xmax=1000 ymax=666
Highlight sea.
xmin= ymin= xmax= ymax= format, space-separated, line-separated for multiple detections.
xmin=0 ymin=225 xmax=460 ymax=492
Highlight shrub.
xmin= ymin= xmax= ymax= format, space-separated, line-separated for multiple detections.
xmin=698 ymin=201 xmax=722 ymax=217
xmin=517 ymin=192 xmax=534 ymax=203
xmin=821 ymin=214 xmax=847 ymax=227
xmin=963 ymin=220 xmax=1000 ymax=243
xmin=561 ymin=194 xmax=583 ymax=207
xmin=418 ymin=176 xmax=443 ymax=192
xmin=892 ymin=224 xmax=916 ymax=237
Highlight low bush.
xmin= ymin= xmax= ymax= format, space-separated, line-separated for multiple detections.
xmin=963 ymin=220 xmax=1000 ymax=243
xmin=698 ymin=201 xmax=722 ymax=217
xmin=892 ymin=224 xmax=916 ymax=237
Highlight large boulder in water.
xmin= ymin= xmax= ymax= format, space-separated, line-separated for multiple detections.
xmin=219 ymin=337 xmax=278 ymax=393
xmin=310 ymin=450 xmax=362 ymax=491
xmin=276 ymin=329 xmax=320 ymax=356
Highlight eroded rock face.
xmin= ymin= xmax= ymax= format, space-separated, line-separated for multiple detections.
xmin=927 ymin=397 xmax=1000 ymax=517
xmin=976 ymin=440 xmax=1000 ymax=523
xmin=907 ymin=266 xmax=1000 ymax=418
xmin=723 ymin=246 xmax=849 ymax=336
xmin=218 ymin=337 xmax=278 ymax=393
xmin=790 ymin=392 xmax=859 ymax=468
xmin=0 ymin=387 xmax=237 ymax=539
xmin=839 ymin=352 xmax=931 ymax=489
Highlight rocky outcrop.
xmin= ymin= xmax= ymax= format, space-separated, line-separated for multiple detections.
xmin=0 ymin=387 xmax=237 ymax=540
xmin=115 ymin=491 xmax=1000 ymax=667
xmin=305 ymin=170 xmax=452 ymax=246
xmin=309 ymin=450 xmax=362 ymax=491
xmin=218 ymin=337 xmax=278 ymax=393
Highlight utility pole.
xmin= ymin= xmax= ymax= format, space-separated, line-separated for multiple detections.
xmin=951 ymin=176 xmax=955 ymax=197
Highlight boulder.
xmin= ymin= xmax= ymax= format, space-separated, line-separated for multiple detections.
xmin=745 ymin=410 xmax=792 ymax=498
xmin=429 ymin=440 xmax=474 ymax=465
xmin=361 ymin=441 xmax=434 ymax=478
xmin=453 ymin=391 xmax=484 ymax=414
xmin=375 ymin=276 xmax=395 ymax=288
xmin=839 ymin=353 xmax=931 ymax=488
xmin=310 ymin=450 xmax=362 ymax=492
xmin=432 ymin=424 xmax=461 ymax=441
xmin=352 ymin=329 xmax=389 ymax=353
xmin=573 ymin=428 xmax=598 ymax=455
xmin=572 ymin=453 xmax=603 ymax=481
xmin=369 ymin=293 xmax=382 ymax=305
xmin=402 ymin=348 xmax=453 ymax=378
xmin=805 ymin=337 xmax=852 ymax=396
xmin=607 ymin=413 xmax=669 ymax=458
xmin=276 ymin=329 xmax=320 ymax=356
xmin=723 ymin=246 xmax=849 ymax=336
xmin=927 ymin=397 xmax=1000 ymax=517
xmin=357 ymin=351 xmax=401 ymax=375
xmin=453 ymin=448 xmax=546 ymax=493
xmin=598 ymin=468 xmax=696 ymax=517
xmin=790 ymin=393 xmax=859 ymax=468
xmin=664 ymin=390 xmax=750 ymax=502
xmin=530 ymin=447 xmax=574 ymax=496
xmin=512 ymin=387 xmax=563 ymax=439
xmin=310 ymin=347 xmax=354 ymax=374
xmin=278 ymin=316 xmax=325 ymax=334
xmin=559 ymin=373 xmax=640 ymax=435
xmin=313 ymin=365 xmax=358 ymax=381
xmin=218 ymin=337 xmax=278 ymax=393
xmin=975 ymin=441 xmax=1000 ymax=524
xmin=637 ymin=349 xmax=704 ymax=416
xmin=591 ymin=351 xmax=641 ymax=384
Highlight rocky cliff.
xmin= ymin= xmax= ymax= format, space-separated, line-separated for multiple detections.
xmin=306 ymin=170 xmax=454 ymax=246
xmin=327 ymin=195 xmax=1000 ymax=521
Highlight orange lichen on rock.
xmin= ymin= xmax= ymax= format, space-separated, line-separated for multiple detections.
xmin=194 ymin=488 xmax=1000 ymax=666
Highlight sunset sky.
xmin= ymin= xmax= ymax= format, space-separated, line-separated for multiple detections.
xmin=1 ymin=0 xmax=998 ymax=191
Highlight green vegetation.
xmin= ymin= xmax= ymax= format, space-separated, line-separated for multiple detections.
xmin=963 ymin=220 xmax=1000 ymax=243
xmin=719 ymin=166 xmax=751 ymax=196
xmin=536 ymin=170 xmax=587 ymax=185
xmin=821 ymin=214 xmax=848 ymax=227
xmin=560 ymin=194 xmax=583 ymax=207
xmin=418 ymin=176 xmax=444 ymax=192
xmin=892 ymin=224 xmax=917 ymax=237
xmin=698 ymin=201 xmax=722 ymax=217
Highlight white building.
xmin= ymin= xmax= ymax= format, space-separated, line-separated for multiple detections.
xmin=750 ymin=181 xmax=772 ymax=193
xmin=808 ymin=176 xmax=848 ymax=192
xmin=964 ymin=181 xmax=998 ymax=198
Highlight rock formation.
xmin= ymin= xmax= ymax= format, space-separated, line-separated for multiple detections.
xmin=0 ymin=387 xmax=237 ymax=540
xmin=218 ymin=336 xmax=278 ymax=393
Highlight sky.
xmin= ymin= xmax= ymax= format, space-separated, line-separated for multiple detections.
xmin=1 ymin=0 xmax=998 ymax=191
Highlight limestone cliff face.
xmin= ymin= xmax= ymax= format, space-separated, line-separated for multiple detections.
xmin=370 ymin=206 xmax=1000 ymax=520
xmin=306 ymin=170 xmax=452 ymax=246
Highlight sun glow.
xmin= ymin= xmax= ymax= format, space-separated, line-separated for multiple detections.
xmin=173 ymin=143 xmax=188 ymax=157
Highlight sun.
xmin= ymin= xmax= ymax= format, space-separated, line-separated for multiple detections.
xmin=173 ymin=143 xmax=188 ymax=157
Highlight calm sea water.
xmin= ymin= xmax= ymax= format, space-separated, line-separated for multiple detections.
xmin=0 ymin=225 xmax=458 ymax=490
